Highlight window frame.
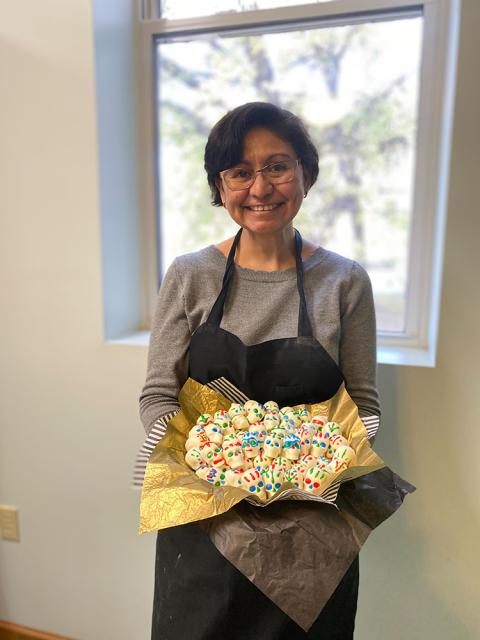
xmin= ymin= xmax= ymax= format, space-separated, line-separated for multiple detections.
xmin=134 ymin=0 xmax=461 ymax=366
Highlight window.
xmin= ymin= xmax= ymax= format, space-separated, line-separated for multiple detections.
xmin=136 ymin=0 xmax=460 ymax=365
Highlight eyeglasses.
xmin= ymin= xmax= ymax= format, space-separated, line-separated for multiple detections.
xmin=219 ymin=158 xmax=300 ymax=191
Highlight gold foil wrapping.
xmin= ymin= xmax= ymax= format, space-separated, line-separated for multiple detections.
xmin=140 ymin=378 xmax=386 ymax=534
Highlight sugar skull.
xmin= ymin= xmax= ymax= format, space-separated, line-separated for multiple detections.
xmin=315 ymin=457 xmax=330 ymax=471
xmin=270 ymin=425 xmax=288 ymax=439
xmin=311 ymin=414 xmax=328 ymax=428
xmin=195 ymin=465 xmax=212 ymax=481
xmin=200 ymin=441 xmax=226 ymax=468
xmin=214 ymin=409 xmax=230 ymax=422
xmin=333 ymin=445 xmax=356 ymax=467
xmin=262 ymin=465 xmax=285 ymax=499
xmin=326 ymin=421 xmax=342 ymax=437
xmin=231 ymin=415 xmax=250 ymax=431
xmin=246 ymin=405 xmax=264 ymax=424
xmin=303 ymin=466 xmax=333 ymax=495
xmin=185 ymin=447 xmax=203 ymax=471
xmin=328 ymin=434 xmax=349 ymax=459
xmin=299 ymin=421 xmax=316 ymax=437
xmin=327 ymin=458 xmax=348 ymax=475
xmin=249 ymin=427 xmax=267 ymax=445
xmin=283 ymin=433 xmax=301 ymax=461
xmin=279 ymin=406 xmax=295 ymax=417
xmin=242 ymin=433 xmax=260 ymax=459
xmin=204 ymin=467 xmax=228 ymax=487
xmin=222 ymin=436 xmax=245 ymax=470
xmin=253 ymin=451 xmax=271 ymax=471
xmin=196 ymin=413 xmax=213 ymax=426
xmin=228 ymin=403 xmax=246 ymax=418
xmin=224 ymin=468 xmax=243 ymax=487
xmin=280 ymin=415 xmax=298 ymax=430
xmin=213 ymin=417 xmax=235 ymax=437
xmin=263 ymin=411 xmax=280 ymax=431
xmin=295 ymin=407 xmax=311 ymax=423
xmin=235 ymin=430 xmax=248 ymax=444
xmin=187 ymin=425 xmax=208 ymax=450
xmin=273 ymin=456 xmax=292 ymax=472
xmin=299 ymin=454 xmax=316 ymax=471
xmin=311 ymin=431 xmax=329 ymax=458
xmin=244 ymin=400 xmax=263 ymax=413
xmin=204 ymin=423 xmax=223 ymax=446
xmin=298 ymin=427 xmax=314 ymax=455
xmin=236 ymin=459 xmax=253 ymax=472
xmin=264 ymin=435 xmax=283 ymax=458
xmin=263 ymin=400 xmax=279 ymax=412
xmin=240 ymin=468 xmax=266 ymax=499
xmin=286 ymin=464 xmax=305 ymax=488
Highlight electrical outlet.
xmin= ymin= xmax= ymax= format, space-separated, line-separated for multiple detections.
xmin=0 ymin=505 xmax=20 ymax=541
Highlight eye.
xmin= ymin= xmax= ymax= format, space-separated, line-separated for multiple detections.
xmin=229 ymin=167 xmax=252 ymax=180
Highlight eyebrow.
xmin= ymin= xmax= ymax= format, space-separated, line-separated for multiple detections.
xmin=234 ymin=153 xmax=293 ymax=167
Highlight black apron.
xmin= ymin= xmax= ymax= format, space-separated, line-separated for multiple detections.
xmin=152 ymin=229 xmax=359 ymax=640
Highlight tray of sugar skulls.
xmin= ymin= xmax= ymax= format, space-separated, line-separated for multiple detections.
xmin=139 ymin=378 xmax=386 ymax=533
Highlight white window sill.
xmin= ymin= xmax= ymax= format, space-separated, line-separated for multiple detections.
xmin=377 ymin=345 xmax=435 ymax=367
xmin=107 ymin=331 xmax=436 ymax=367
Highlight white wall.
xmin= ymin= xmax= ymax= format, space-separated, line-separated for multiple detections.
xmin=0 ymin=1 xmax=478 ymax=639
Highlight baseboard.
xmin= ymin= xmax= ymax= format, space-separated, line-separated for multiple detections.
xmin=0 ymin=621 xmax=72 ymax=640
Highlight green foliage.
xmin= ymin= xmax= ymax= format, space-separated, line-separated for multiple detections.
xmin=157 ymin=22 xmax=416 ymax=268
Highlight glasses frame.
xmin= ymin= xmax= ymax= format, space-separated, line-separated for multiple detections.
xmin=219 ymin=158 xmax=301 ymax=191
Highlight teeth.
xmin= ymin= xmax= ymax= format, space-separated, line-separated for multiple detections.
xmin=248 ymin=204 xmax=279 ymax=211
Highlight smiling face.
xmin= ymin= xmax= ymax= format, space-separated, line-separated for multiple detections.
xmin=218 ymin=127 xmax=306 ymax=236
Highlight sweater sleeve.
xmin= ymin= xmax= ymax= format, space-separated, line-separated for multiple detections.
xmin=339 ymin=261 xmax=381 ymax=418
xmin=139 ymin=259 xmax=191 ymax=434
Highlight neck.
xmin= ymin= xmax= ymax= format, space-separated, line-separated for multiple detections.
xmin=235 ymin=226 xmax=297 ymax=271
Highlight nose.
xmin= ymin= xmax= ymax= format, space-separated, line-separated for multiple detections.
xmin=248 ymin=170 xmax=273 ymax=198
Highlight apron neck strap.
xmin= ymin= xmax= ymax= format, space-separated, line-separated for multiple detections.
xmin=207 ymin=227 xmax=313 ymax=337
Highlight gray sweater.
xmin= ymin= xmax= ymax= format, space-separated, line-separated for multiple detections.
xmin=139 ymin=244 xmax=380 ymax=434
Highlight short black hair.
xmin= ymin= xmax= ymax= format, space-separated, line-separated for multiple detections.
xmin=204 ymin=102 xmax=319 ymax=206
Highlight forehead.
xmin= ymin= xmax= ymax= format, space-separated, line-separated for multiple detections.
xmin=240 ymin=126 xmax=295 ymax=165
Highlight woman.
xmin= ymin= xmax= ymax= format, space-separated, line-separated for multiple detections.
xmin=140 ymin=102 xmax=380 ymax=639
